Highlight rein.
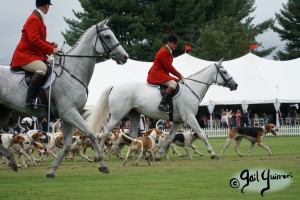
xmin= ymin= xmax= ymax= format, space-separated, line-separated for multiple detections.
xmin=182 ymin=63 xmax=232 ymax=102
xmin=56 ymin=64 xmax=89 ymax=96
xmin=181 ymin=80 xmax=206 ymax=102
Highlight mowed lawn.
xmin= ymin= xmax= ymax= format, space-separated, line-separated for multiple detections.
xmin=0 ymin=136 xmax=299 ymax=200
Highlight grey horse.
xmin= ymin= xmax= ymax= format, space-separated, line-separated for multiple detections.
xmin=0 ymin=18 xmax=128 ymax=177
xmin=86 ymin=60 xmax=238 ymax=169
xmin=0 ymin=144 xmax=18 ymax=172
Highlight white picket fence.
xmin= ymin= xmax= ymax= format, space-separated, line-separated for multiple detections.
xmin=161 ymin=126 xmax=300 ymax=138
xmin=204 ymin=126 xmax=300 ymax=138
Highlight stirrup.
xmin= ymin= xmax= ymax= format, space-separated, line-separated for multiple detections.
xmin=158 ymin=103 xmax=169 ymax=113
xmin=26 ymin=98 xmax=47 ymax=109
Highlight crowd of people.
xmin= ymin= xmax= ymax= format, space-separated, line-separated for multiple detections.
xmin=197 ymin=107 xmax=300 ymax=128
xmin=2 ymin=106 xmax=300 ymax=134
xmin=197 ymin=108 xmax=251 ymax=129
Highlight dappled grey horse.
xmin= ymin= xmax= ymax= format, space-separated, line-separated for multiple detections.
xmin=0 ymin=19 xmax=128 ymax=177
xmin=86 ymin=60 xmax=238 ymax=171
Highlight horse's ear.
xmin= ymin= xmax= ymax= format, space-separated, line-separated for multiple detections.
xmin=99 ymin=17 xmax=111 ymax=27
xmin=218 ymin=58 xmax=224 ymax=66
xmin=105 ymin=17 xmax=111 ymax=25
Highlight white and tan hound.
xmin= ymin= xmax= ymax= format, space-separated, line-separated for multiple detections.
xmin=122 ymin=128 xmax=162 ymax=167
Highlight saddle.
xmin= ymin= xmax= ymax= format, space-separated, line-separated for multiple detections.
xmin=10 ymin=64 xmax=53 ymax=87
xmin=10 ymin=64 xmax=54 ymax=111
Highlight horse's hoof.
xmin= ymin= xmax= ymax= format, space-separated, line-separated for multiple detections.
xmin=98 ymin=167 xmax=110 ymax=173
xmin=46 ymin=173 xmax=55 ymax=178
xmin=155 ymin=157 xmax=161 ymax=161
xmin=211 ymin=155 xmax=219 ymax=160
xmin=8 ymin=163 xmax=18 ymax=172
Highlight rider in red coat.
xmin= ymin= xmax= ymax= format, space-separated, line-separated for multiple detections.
xmin=11 ymin=0 xmax=58 ymax=108
xmin=147 ymin=34 xmax=184 ymax=113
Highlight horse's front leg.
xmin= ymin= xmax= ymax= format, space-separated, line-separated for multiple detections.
xmin=60 ymin=109 xmax=108 ymax=173
xmin=155 ymin=122 xmax=182 ymax=161
xmin=186 ymin=115 xmax=218 ymax=159
xmin=46 ymin=122 xmax=74 ymax=178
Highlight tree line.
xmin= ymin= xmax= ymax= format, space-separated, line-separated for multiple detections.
xmin=62 ymin=0 xmax=299 ymax=61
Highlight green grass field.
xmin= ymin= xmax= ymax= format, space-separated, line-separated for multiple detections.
xmin=0 ymin=136 xmax=299 ymax=200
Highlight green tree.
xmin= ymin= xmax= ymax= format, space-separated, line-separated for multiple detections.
xmin=272 ymin=0 xmax=300 ymax=60
xmin=63 ymin=0 xmax=274 ymax=61
xmin=193 ymin=16 xmax=275 ymax=61
xmin=192 ymin=0 xmax=275 ymax=60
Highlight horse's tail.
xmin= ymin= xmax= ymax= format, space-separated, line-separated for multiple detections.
xmin=85 ymin=85 xmax=114 ymax=133
xmin=226 ymin=110 xmax=233 ymax=131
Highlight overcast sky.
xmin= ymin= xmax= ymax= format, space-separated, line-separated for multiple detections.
xmin=0 ymin=0 xmax=288 ymax=65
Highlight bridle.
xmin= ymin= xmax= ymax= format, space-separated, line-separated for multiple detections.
xmin=182 ymin=63 xmax=233 ymax=102
xmin=57 ymin=24 xmax=121 ymax=58
xmin=95 ymin=25 xmax=121 ymax=58
xmin=214 ymin=64 xmax=233 ymax=88
xmin=53 ymin=24 xmax=122 ymax=96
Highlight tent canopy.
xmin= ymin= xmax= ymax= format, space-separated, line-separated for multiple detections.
xmin=86 ymin=53 xmax=300 ymax=108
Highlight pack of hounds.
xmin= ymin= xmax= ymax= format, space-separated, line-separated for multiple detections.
xmin=0 ymin=113 xmax=278 ymax=171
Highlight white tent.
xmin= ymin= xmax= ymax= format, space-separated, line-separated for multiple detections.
xmin=86 ymin=53 xmax=300 ymax=126
xmin=201 ymin=53 xmax=300 ymax=105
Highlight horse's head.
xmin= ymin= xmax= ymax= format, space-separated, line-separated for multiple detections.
xmin=215 ymin=58 xmax=238 ymax=91
xmin=94 ymin=18 xmax=129 ymax=64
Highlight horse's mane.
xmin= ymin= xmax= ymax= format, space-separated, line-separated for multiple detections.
xmin=187 ymin=64 xmax=211 ymax=78
xmin=66 ymin=25 xmax=94 ymax=54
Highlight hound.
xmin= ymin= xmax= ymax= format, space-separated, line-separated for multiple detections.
xmin=155 ymin=130 xmax=204 ymax=160
xmin=45 ymin=132 xmax=64 ymax=158
xmin=122 ymin=128 xmax=162 ymax=167
xmin=10 ymin=140 xmax=46 ymax=167
xmin=82 ymin=131 xmax=113 ymax=157
xmin=0 ymin=133 xmax=26 ymax=167
xmin=11 ymin=129 xmax=46 ymax=167
xmin=170 ymin=130 xmax=204 ymax=159
xmin=105 ymin=128 xmax=131 ymax=159
xmin=219 ymin=111 xmax=278 ymax=157
xmin=25 ymin=130 xmax=44 ymax=143
xmin=66 ymin=134 xmax=93 ymax=162
xmin=0 ymin=133 xmax=26 ymax=149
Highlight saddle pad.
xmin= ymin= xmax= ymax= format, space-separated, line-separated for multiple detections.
xmin=11 ymin=66 xmax=56 ymax=89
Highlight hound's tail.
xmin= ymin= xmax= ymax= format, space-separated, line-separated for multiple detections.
xmin=85 ymin=85 xmax=114 ymax=134
xmin=226 ymin=110 xmax=233 ymax=131
xmin=120 ymin=132 xmax=135 ymax=142
xmin=18 ymin=117 xmax=30 ymax=132
xmin=52 ymin=119 xmax=62 ymax=134
xmin=18 ymin=117 xmax=26 ymax=133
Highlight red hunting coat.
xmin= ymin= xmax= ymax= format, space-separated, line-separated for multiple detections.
xmin=147 ymin=46 xmax=182 ymax=84
xmin=11 ymin=10 xmax=55 ymax=67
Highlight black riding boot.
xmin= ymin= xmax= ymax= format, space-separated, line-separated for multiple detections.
xmin=158 ymin=87 xmax=175 ymax=113
xmin=26 ymin=72 xmax=47 ymax=108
